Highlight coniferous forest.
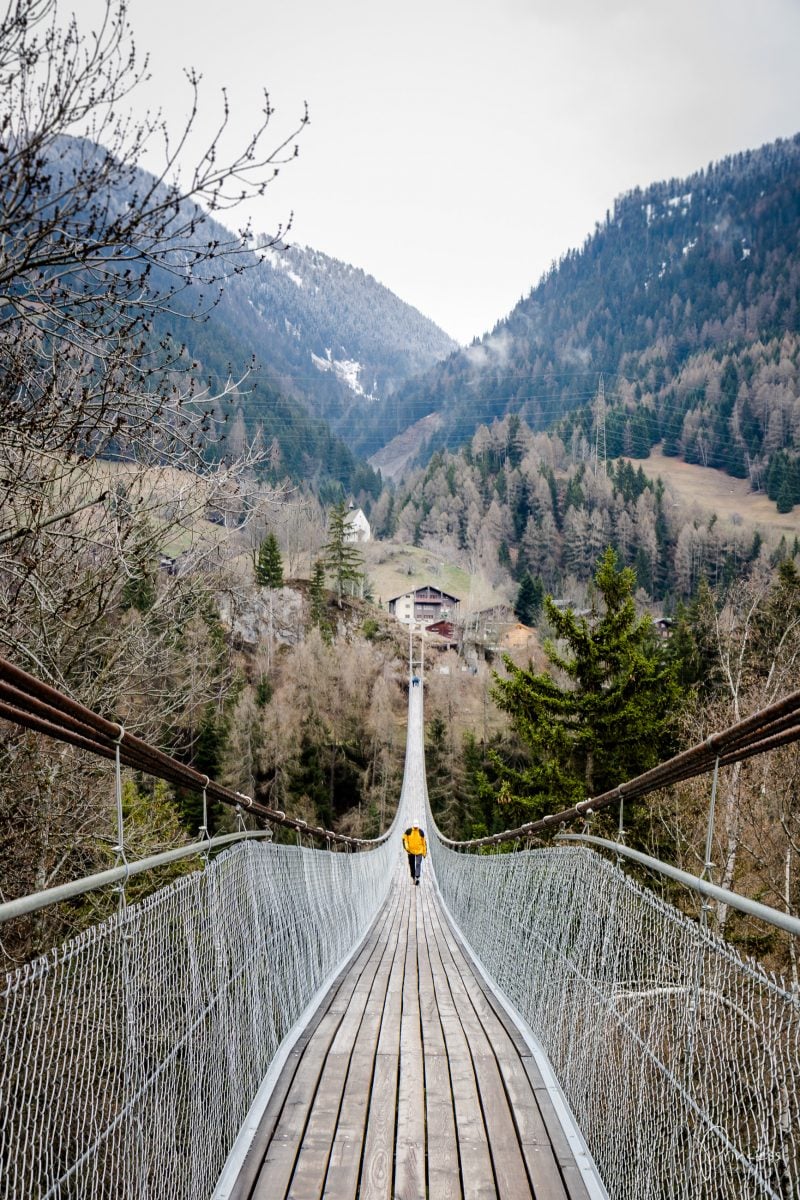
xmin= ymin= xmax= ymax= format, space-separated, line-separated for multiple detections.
xmin=356 ymin=135 xmax=800 ymax=515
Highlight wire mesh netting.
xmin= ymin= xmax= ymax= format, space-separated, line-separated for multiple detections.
xmin=0 ymin=835 xmax=397 ymax=1200
xmin=6 ymin=675 xmax=797 ymax=1200
xmin=428 ymin=838 xmax=800 ymax=1200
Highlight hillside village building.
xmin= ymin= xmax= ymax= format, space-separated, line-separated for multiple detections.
xmin=388 ymin=585 xmax=460 ymax=626
xmin=343 ymin=503 xmax=371 ymax=543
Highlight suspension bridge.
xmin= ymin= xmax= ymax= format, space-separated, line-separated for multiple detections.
xmin=1 ymin=655 xmax=799 ymax=1199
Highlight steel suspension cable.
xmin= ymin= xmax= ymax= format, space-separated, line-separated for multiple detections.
xmin=440 ymin=685 xmax=800 ymax=849
xmin=0 ymin=655 xmax=385 ymax=851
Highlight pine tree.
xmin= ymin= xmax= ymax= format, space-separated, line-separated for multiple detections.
xmin=254 ymin=532 xmax=283 ymax=587
xmin=490 ymin=548 xmax=683 ymax=823
xmin=514 ymin=573 xmax=543 ymax=626
xmin=323 ymin=500 xmax=364 ymax=607
xmin=309 ymin=559 xmax=332 ymax=641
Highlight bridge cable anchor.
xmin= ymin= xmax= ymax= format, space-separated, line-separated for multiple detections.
xmin=198 ymin=776 xmax=211 ymax=866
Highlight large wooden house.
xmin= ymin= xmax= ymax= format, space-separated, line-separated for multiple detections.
xmin=388 ymin=585 xmax=460 ymax=625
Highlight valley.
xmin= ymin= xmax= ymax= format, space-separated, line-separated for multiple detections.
xmin=2 ymin=14 xmax=800 ymax=995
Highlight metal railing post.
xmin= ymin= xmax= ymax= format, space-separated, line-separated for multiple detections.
xmin=113 ymin=725 xmax=128 ymax=910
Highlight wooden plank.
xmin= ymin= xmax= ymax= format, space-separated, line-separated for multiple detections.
xmin=277 ymin=889 xmax=405 ymax=1200
xmin=424 ymin=1054 xmax=462 ymax=1200
xmin=423 ymin=890 xmax=534 ymax=1200
xmin=243 ymin=890 xmax=402 ymax=1200
xmin=428 ymin=904 xmax=553 ymax=1148
xmin=528 ymin=1081 xmax=594 ymax=1200
xmin=430 ymin=894 xmax=583 ymax=1200
xmin=319 ymin=888 xmax=408 ymax=1200
xmin=358 ymin=1055 xmax=396 ymax=1200
xmin=437 ymin=883 xmax=592 ymax=1200
xmin=359 ymin=884 xmax=410 ymax=1200
xmin=416 ymin=883 xmax=447 ymax=1055
xmin=394 ymin=876 xmax=426 ymax=1200
xmin=420 ymin=890 xmax=495 ymax=1200
xmin=284 ymin=1141 xmax=331 ymax=1200
xmin=415 ymin=889 xmax=460 ymax=1200
xmin=228 ymin=900 xmax=395 ymax=1200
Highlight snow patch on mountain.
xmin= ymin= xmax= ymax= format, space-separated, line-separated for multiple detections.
xmin=260 ymin=245 xmax=304 ymax=287
xmin=311 ymin=349 xmax=376 ymax=399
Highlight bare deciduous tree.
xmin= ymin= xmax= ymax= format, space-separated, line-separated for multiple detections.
xmin=1 ymin=0 xmax=307 ymax=671
xmin=0 ymin=0 xmax=307 ymax=947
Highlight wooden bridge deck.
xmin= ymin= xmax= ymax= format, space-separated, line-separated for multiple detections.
xmin=227 ymin=869 xmax=595 ymax=1200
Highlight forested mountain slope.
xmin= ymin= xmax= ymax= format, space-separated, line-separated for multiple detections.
xmin=188 ymin=237 xmax=456 ymax=495
xmin=39 ymin=138 xmax=456 ymax=496
xmin=361 ymin=134 xmax=800 ymax=507
xmin=379 ymin=413 xmax=800 ymax=606
xmin=156 ymin=229 xmax=456 ymax=483
xmin=232 ymin=239 xmax=458 ymax=428
xmin=154 ymin=237 xmax=457 ymax=495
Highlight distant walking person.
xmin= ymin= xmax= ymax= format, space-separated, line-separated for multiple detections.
xmin=403 ymin=824 xmax=427 ymax=885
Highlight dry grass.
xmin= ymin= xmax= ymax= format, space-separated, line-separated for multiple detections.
xmin=67 ymin=457 xmax=246 ymax=558
xmin=363 ymin=541 xmax=509 ymax=613
xmin=624 ymin=446 xmax=800 ymax=541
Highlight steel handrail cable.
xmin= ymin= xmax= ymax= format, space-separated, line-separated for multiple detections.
xmin=439 ymin=686 xmax=800 ymax=848
xmin=0 ymin=688 xmax=367 ymax=847
xmin=0 ymin=655 xmax=387 ymax=850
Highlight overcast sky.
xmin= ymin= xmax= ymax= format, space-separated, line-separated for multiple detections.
xmin=129 ymin=0 xmax=800 ymax=345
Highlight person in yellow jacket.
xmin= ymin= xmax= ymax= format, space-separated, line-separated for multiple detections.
xmin=402 ymin=824 xmax=427 ymax=885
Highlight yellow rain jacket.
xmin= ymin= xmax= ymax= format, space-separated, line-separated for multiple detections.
xmin=402 ymin=826 xmax=427 ymax=856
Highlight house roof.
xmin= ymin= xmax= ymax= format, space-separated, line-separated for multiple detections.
xmin=387 ymin=585 xmax=460 ymax=605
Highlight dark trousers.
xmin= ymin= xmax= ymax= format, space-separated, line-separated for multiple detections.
xmin=407 ymin=853 xmax=423 ymax=881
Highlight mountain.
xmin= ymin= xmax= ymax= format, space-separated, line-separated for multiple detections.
xmin=155 ymin=235 xmax=456 ymax=496
xmin=175 ymin=234 xmax=456 ymax=466
xmin=35 ymin=137 xmax=456 ymax=497
xmin=360 ymin=133 xmax=800 ymax=507
xmin=236 ymin=238 xmax=457 ymax=425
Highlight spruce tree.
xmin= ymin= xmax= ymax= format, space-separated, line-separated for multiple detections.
xmin=514 ymin=573 xmax=543 ymax=626
xmin=776 ymin=475 xmax=794 ymax=514
xmin=490 ymin=548 xmax=683 ymax=822
xmin=254 ymin=533 xmax=283 ymax=587
xmin=667 ymin=580 xmax=722 ymax=695
xmin=322 ymin=500 xmax=364 ymax=607
xmin=309 ymin=559 xmax=332 ymax=641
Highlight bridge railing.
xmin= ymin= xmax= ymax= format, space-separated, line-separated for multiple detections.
xmin=425 ymin=689 xmax=800 ymax=1200
xmin=0 ymin=660 xmax=410 ymax=1200
xmin=0 ymin=654 xmax=387 ymax=859
xmin=429 ymin=837 xmax=799 ymax=1200
xmin=1 ymin=834 xmax=398 ymax=1200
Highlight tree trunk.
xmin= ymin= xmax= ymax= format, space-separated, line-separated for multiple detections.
xmin=585 ymin=748 xmax=595 ymax=795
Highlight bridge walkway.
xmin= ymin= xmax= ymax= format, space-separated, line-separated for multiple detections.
xmin=227 ymin=866 xmax=593 ymax=1200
